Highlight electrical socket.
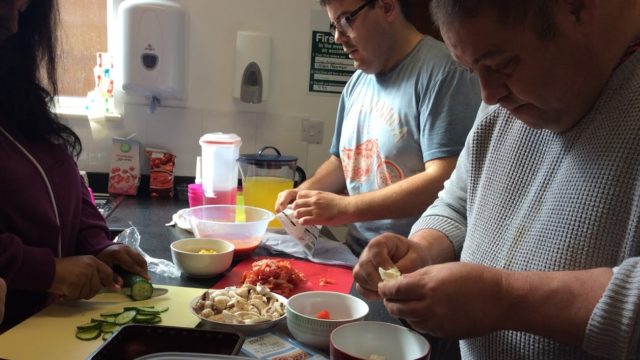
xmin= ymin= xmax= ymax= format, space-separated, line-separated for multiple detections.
xmin=301 ymin=119 xmax=324 ymax=144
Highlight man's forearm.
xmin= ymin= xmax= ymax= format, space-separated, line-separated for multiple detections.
xmin=298 ymin=155 xmax=346 ymax=193
xmin=502 ymin=267 xmax=612 ymax=345
xmin=346 ymin=156 xmax=457 ymax=222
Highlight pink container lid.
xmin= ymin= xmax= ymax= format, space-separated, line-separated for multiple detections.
xmin=199 ymin=133 xmax=242 ymax=146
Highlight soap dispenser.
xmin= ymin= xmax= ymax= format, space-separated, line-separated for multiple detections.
xmin=118 ymin=0 xmax=187 ymax=110
xmin=233 ymin=31 xmax=271 ymax=104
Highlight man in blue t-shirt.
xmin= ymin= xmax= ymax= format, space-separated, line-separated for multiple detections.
xmin=276 ymin=0 xmax=480 ymax=256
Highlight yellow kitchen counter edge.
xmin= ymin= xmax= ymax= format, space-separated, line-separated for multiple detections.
xmin=0 ymin=285 xmax=206 ymax=360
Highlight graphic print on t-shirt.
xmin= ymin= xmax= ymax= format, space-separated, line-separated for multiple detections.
xmin=340 ymin=96 xmax=406 ymax=190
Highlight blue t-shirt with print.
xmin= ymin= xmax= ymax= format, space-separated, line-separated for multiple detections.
xmin=330 ymin=36 xmax=480 ymax=255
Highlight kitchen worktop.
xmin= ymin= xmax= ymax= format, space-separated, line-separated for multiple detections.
xmin=0 ymin=194 xmax=403 ymax=359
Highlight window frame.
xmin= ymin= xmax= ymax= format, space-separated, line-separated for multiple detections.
xmin=55 ymin=0 xmax=123 ymax=118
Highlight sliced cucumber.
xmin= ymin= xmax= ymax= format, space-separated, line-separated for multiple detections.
xmin=75 ymin=306 xmax=168 ymax=341
xmin=76 ymin=328 xmax=101 ymax=341
xmin=124 ymin=306 xmax=159 ymax=314
xmin=133 ymin=313 xmax=157 ymax=323
xmin=154 ymin=305 xmax=169 ymax=313
xmin=146 ymin=316 xmax=162 ymax=324
xmin=99 ymin=310 xmax=123 ymax=317
xmin=137 ymin=309 xmax=162 ymax=316
xmin=101 ymin=322 xmax=119 ymax=333
xmin=76 ymin=322 xmax=101 ymax=331
xmin=100 ymin=315 xmax=117 ymax=323
xmin=114 ymin=310 xmax=137 ymax=325
xmin=115 ymin=267 xmax=154 ymax=301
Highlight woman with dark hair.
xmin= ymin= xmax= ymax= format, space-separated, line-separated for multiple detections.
xmin=0 ymin=0 xmax=148 ymax=332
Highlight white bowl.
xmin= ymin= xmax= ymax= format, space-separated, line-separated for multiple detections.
xmin=181 ymin=205 xmax=274 ymax=258
xmin=330 ymin=321 xmax=431 ymax=360
xmin=190 ymin=286 xmax=288 ymax=335
xmin=286 ymin=291 xmax=369 ymax=350
xmin=170 ymin=238 xmax=234 ymax=277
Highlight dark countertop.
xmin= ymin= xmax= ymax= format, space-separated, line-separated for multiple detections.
xmin=104 ymin=196 xmax=401 ymax=325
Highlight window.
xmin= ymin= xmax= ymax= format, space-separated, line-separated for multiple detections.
xmin=57 ymin=0 xmax=107 ymax=97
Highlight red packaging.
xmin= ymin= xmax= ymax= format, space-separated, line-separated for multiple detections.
xmin=145 ymin=148 xmax=176 ymax=198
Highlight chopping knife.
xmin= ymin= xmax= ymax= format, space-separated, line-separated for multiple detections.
xmin=100 ymin=286 xmax=169 ymax=298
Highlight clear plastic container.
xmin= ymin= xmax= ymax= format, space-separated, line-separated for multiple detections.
xmin=181 ymin=205 xmax=274 ymax=258
xmin=199 ymin=133 xmax=242 ymax=205
xmin=238 ymin=146 xmax=306 ymax=228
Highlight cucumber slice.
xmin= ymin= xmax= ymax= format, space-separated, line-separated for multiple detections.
xmin=114 ymin=310 xmax=137 ymax=325
xmin=137 ymin=308 xmax=162 ymax=315
xmin=124 ymin=306 xmax=160 ymax=315
xmin=102 ymin=332 xmax=113 ymax=341
xmin=133 ymin=314 xmax=157 ymax=323
xmin=100 ymin=310 xmax=123 ymax=317
xmin=115 ymin=267 xmax=154 ymax=301
xmin=101 ymin=322 xmax=119 ymax=333
xmin=154 ymin=305 xmax=169 ymax=313
xmin=76 ymin=322 xmax=101 ymax=331
xmin=76 ymin=328 xmax=101 ymax=341
xmin=100 ymin=316 xmax=117 ymax=323
xmin=146 ymin=316 xmax=162 ymax=324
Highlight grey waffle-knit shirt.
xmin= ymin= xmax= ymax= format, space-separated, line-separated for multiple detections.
xmin=411 ymin=51 xmax=640 ymax=359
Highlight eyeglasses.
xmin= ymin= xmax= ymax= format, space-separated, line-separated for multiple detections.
xmin=329 ymin=0 xmax=374 ymax=37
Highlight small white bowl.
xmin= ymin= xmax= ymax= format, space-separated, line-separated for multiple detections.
xmin=330 ymin=321 xmax=431 ymax=360
xmin=170 ymin=238 xmax=234 ymax=277
xmin=286 ymin=291 xmax=369 ymax=350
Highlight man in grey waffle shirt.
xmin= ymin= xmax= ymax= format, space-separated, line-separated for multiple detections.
xmin=352 ymin=0 xmax=640 ymax=359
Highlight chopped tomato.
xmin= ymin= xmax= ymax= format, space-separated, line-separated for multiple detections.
xmin=240 ymin=259 xmax=306 ymax=297
xmin=319 ymin=277 xmax=335 ymax=286
xmin=315 ymin=309 xmax=331 ymax=320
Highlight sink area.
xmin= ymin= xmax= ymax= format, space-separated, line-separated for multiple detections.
xmin=93 ymin=193 xmax=123 ymax=219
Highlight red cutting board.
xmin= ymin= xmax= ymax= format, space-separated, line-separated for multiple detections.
xmin=213 ymin=256 xmax=354 ymax=297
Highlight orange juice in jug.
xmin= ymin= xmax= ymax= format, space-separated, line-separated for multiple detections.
xmin=243 ymin=176 xmax=293 ymax=228
xmin=239 ymin=146 xmax=306 ymax=229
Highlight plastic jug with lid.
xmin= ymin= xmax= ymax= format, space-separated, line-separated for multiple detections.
xmin=238 ymin=146 xmax=306 ymax=228
xmin=199 ymin=133 xmax=242 ymax=205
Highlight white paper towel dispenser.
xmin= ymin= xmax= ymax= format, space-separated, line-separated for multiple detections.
xmin=119 ymin=0 xmax=187 ymax=111
xmin=233 ymin=31 xmax=271 ymax=104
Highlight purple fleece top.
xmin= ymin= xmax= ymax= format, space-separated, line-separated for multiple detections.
xmin=0 ymin=127 xmax=113 ymax=329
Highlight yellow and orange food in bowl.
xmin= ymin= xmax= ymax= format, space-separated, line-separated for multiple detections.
xmin=170 ymin=238 xmax=234 ymax=277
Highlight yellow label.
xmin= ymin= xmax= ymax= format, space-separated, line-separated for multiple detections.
xmin=243 ymin=176 xmax=293 ymax=228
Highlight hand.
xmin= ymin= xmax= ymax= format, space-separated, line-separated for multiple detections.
xmin=275 ymin=189 xmax=299 ymax=213
xmin=378 ymin=262 xmax=509 ymax=339
xmin=0 ymin=277 xmax=6 ymax=324
xmin=291 ymin=190 xmax=351 ymax=226
xmin=96 ymin=244 xmax=149 ymax=285
xmin=49 ymin=256 xmax=115 ymax=300
xmin=353 ymin=233 xmax=431 ymax=300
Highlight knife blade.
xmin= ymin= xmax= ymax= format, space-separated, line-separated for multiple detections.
xmin=101 ymin=287 xmax=169 ymax=298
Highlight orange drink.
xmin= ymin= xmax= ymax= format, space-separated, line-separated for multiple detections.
xmin=243 ymin=176 xmax=293 ymax=228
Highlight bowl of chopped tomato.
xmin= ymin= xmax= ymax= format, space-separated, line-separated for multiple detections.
xmin=286 ymin=291 xmax=369 ymax=350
